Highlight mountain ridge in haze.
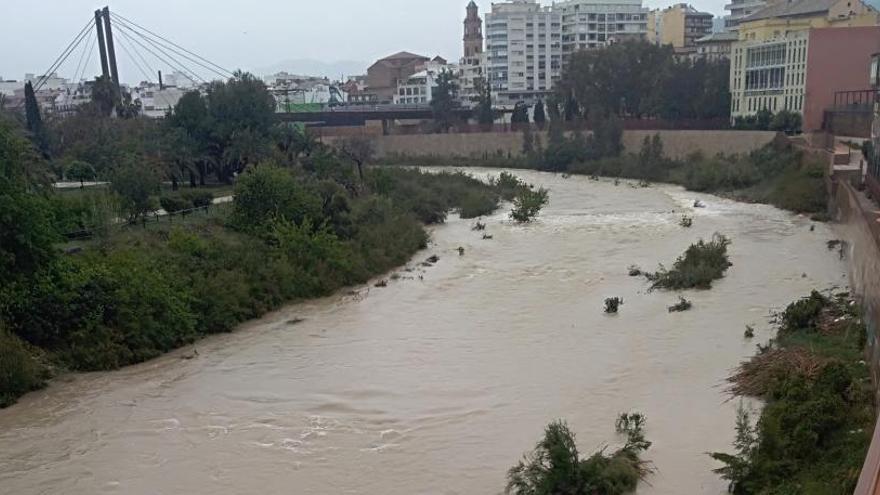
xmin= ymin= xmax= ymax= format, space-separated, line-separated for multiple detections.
xmin=255 ymin=59 xmax=368 ymax=79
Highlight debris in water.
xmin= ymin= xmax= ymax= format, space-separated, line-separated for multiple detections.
xmin=604 ymin=297 xmax=623 ymax=314
xmin=286 ymin=318 xmax=305 ymax=326
xmin=425 ymin=255 xmax=440 ymax=264
xmin=693 ymin=200 xmax=706 ymax=208
xmin=679 ymin=216 xmax=693 ymax=228
xmin=472 ymin=221 xmax=487 ymax=231
xmin=628 ymin=265 xmax=643 ymax=277
xmin=668 ymin=297 xmax=693 ymax=313
xmin=744 ymin=325 xmax=755 ymax=339
xmin=374 ymin=280 xmax=388 ymax=288
xmin=482 ymin=234 xmax=494 ymax=240
xmin=810 ymin=225 xmax=815 ymax=232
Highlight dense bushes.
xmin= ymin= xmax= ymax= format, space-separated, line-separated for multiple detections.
xmin=646 ymin=234 xmax=732 ymax=290
xmin=712 ymin=292 xmax=874 ymax=494
xmin=506 ymin=416 xmax=652 ymax=495
xmin=0 ymin=325 xmax=47 ymax=408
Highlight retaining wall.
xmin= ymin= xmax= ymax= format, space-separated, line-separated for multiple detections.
xmin=338 ymin=130 xmax=778 ymax=160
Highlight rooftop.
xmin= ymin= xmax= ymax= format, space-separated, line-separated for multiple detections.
xmin=744 ymin=0 xmax=838 ymax=21
xmin=695 ymin=31 xmax=739 ymax=42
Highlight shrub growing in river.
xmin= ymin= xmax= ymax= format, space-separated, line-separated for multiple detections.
xmin=506 ymin=417 xmax=652 ymax=495
xmin=510 ymin=187 xmax=550 ymax=223
xmin=646 ymin=234 xmax=732 ymax=290
xmin=0 ymin=325 xmax=47 ymax=408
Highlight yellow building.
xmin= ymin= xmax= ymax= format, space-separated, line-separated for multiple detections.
xmin=647 ymin=3 xmax=714 ymax=51
xmin=729 ymin=0 xmax=879 ymax=123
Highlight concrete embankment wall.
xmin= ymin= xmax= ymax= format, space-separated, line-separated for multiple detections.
xmin=339 ymin=130 xmax=778 ymax=160
xmin=836 ymin=181 xmax=880 ymax=495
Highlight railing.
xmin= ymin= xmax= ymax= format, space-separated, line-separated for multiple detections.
xmin=833 ymin=89 xmax=879 ymax=112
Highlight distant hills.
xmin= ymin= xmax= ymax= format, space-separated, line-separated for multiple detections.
xmin=254 ymin=59 xmax=368 ymax=79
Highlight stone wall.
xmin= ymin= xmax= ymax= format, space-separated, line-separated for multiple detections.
xmin=837 ymin=181 xmax=880 ymax=495
xmin=346 ymin=130 xmax=778 ymax=160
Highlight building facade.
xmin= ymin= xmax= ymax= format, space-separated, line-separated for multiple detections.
xmin=694 ymin=31 xmax=738 ymax=60
xmin=725 ymin=0 xmax=770 ymax=29
xmin=556 ymin=0 xmax=648 ymax=53
xmin=364 ymin=51 xmax=431 ymax=104
xmin=485 ymin=0 xmax=562 ymax=107
xmin=647 ymin=3 xmax=714 ymax=53
xmin=393 ymin=61 xmax=459 ymax=105
xmin=729 ymin=0 xmax=879 ymax=129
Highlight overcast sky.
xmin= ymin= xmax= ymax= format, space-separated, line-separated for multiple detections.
xmin=2 ymin=0 xmax=728 ymax=83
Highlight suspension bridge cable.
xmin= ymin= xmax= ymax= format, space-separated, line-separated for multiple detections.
xmin=72 ymin=32 xmax=96 ymax=84
xmin=76 ymin=35 xmax=97 ymax=84
xmin=113 ymin=30 xmax=174 ymax=110
xmin=110 ymin=18 xmax=210 ymax=84
xmin=111 ymin=22 xmax=202 ymax=86
xmin=111 ymin=14 xmax=230 ymax=81
xmin=34 ymin=18 xmax=94 ymax=91
xmin=109 ymin=11 xmax=233 ymax=77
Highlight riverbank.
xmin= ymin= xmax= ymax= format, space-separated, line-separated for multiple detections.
xmin=0 ymin=166 xmax=513 ymax=408
xmin=380 ymin=138 xmax=829 ymax=218
xmin=712 ymin=290 xmax=874 ymax=493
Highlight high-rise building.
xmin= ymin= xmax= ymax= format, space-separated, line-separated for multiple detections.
xmin=555 ymin=0 xmax=649 ymax=54
xmin=485 ymin=0 xmax=562 ymax=107
xmin=647 ymin=3 xmax=714 ymax=55
xmin=729 ymin=0 xmax=880 ymax=130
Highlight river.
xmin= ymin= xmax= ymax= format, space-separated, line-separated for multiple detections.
xmin=0 ymin=169 xmax=848 ymax=494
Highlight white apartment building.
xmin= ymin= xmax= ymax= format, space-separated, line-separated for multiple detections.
xmin=134 ymin=84 xmax=189 ymax=118
xmin=393 ymin=61 xmax=459 ymax=105
xmin=556 ymin=0 xmax=649 ymax=54
xmin=485 ymin=0 xmax=562 ymax=107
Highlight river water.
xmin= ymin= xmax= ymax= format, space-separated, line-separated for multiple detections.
xmin=0 ymin=169 xmax=848 ymax=495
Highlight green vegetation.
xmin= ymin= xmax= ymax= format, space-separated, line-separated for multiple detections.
xmin=734 ymin=109 xmax=802 ymax=135
xmin=0 ymin=72 xmax=527 ymax=407
xmin=558 ymin=41 xmax=730 ymax=121
xmin=506 ymin=415 xmax=652 ymax=495
xmin=383 ymin=132 xmax=827 ymax=217
xmin=646 ymin=234 xmax=732 ymax=290
xmin=511 ymin=187 xmax=550 ymax=223
xmin=712 ymin=291 xmax=874 ymax=494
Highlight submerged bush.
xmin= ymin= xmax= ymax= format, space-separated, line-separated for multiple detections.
xmin=668 ymin=297 xmax=693 ymax=313
xmin=605 ymin=297 xmax=623 ymax=314
xmin=511 ymin=187 xmax=550 ymax=223
xmin=646 ymin=234 xmax=732 ymax=290
xmin=507 ymin=416 xmax=652 ymax=495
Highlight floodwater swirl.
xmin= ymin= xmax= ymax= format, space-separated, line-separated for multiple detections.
xmin=0 ymin=169 xmax=848 ymax=494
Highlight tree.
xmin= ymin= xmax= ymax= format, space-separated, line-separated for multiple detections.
xmin=511 ymin=102 xmax=530 ymax=125
xmin=111 ymin=161 xmax=159 ymax=222
xmin=24 ymin=82 xmax=47 ymax=154
xmin=510 ymin=187 xmax=549 ymax=223
xmin=66 ymin=160 xmax=96 ymax=187
xmin=533 ymin=100 xmax=546 ymax=129
xmin=338 ymin=136 xmax=375 ymax=182
xmin=591 ymin=113 xmax=623 ymax=159
xmin=231 ymin=165 xmax=322 ymax=233
xmin=91 ymin=75 xmax=119 ymax=117
xmin=0 ymin=116 xmax=58 ymax=280
xmin=430 ymin=70 xmax=459 ymax=132
xmin=473 ymin=77 xmax=495 ymax=125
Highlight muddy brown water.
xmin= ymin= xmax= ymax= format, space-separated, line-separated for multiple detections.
xmin=0 ymin=169 xmax=848 ymax=494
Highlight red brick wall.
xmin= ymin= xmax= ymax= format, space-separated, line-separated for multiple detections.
xmin=805 ymin=26 xmax=880 ymax=132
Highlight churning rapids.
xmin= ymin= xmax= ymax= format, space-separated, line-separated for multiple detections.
xmin=0 ymin=169 xmax=847 ymax=495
